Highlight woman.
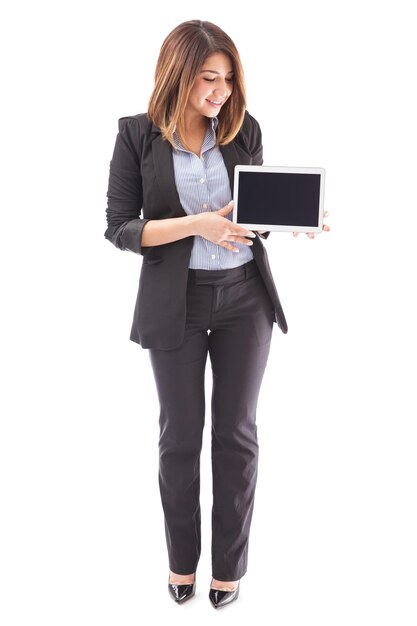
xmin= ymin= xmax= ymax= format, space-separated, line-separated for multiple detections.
xmin=104 ymin=19 xmax=329 ymax=609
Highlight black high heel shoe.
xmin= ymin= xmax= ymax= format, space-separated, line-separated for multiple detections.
xmin=209 ymin=579 xmax=240 ymax=609
xmin=168 ymin=574 xmax=196 ymax=604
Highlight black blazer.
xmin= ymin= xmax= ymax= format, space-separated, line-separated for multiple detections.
xmin=104 ymin=110 xmax=288 ymax=349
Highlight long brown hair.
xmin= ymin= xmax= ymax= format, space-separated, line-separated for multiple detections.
xmin=147 ymin=20 xmax=247 ymax=152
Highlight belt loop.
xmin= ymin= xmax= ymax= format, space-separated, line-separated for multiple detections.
xmin=244 ymin=261 xmax=250 ymax=280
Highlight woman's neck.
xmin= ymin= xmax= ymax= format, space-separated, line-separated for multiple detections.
xmin=183 ymin=112 xmax=209 ymax=136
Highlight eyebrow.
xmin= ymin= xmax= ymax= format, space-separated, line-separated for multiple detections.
xmin=200 ymin=69 xmax=234 ymax=74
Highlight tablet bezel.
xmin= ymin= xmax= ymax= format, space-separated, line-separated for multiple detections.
xmin=232 ymin=165 xmax=326 ymax=233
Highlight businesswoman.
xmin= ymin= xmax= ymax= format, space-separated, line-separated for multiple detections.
xmin=104 ymin=19 xmax=329 ymax=609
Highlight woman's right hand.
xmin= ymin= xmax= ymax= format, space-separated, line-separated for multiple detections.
xmin=193 ymin=201 xmax=256 ymax=253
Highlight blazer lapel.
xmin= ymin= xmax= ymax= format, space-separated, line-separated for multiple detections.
xmin=151 ymin=130 xmax=186 ymax=217
xmin=220 ymin=141 xmax=242 ymax=193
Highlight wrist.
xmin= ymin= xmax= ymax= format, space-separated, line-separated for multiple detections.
xmin=184 ymin=213 xmax=201 ymax=237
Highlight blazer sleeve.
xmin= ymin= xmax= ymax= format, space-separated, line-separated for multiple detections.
xmin=104 ymin=117 xmax=150 ymax=255
xmin=248 ymin=114 xmax=270 ymax=240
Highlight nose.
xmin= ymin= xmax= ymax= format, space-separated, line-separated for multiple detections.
xmin=213 ymin=86 xmax=231 ymax=100
xmin=213 ymin=79 xmax=232 ymax=98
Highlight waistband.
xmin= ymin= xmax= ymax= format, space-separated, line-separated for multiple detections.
xmin=187 ymin=259 xmax=260 ymax=286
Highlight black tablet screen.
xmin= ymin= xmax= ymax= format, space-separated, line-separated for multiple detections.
xmin=237 ymin=171 xmax=321 ymax=226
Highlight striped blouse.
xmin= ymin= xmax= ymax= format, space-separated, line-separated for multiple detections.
xmin=172 ymin=115 xmax=254 ymax=270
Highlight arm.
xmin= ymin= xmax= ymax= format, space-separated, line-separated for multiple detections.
xmin=140 ymin=214 xmax=199 ymax=247
xmin=104 ymin=117 xmax=150 ymax=255
xmin=105 ymin=116 xmax=204 ymax=251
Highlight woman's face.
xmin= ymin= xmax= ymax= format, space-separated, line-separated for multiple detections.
xmin=185 ymin=52 xmax=234 ymax=122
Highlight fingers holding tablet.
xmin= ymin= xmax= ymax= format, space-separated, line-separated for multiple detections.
xmin=293 ymin=210 xmax=330 ymax=238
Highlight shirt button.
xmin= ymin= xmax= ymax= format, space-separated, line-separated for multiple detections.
xmin=211 ymin=254 xmax=216 ymax=260
xmin=202 ymin=203 xmax=208 ymax=209
xmin=200 ymin=177 xmax=205 ymax=183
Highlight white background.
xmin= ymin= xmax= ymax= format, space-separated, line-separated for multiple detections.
xmin=1 ymin=1 xmax=416 ymax=624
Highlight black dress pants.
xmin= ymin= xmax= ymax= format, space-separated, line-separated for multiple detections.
xmin=148 ymin=259 xmax=275 ymax=580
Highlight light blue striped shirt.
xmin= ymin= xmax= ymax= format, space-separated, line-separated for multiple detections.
xmin=172 ymin=116 xmax=254 ymax=270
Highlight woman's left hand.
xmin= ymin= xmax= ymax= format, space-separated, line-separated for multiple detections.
xmin=293 ymin=210 xmax=330 ymax=238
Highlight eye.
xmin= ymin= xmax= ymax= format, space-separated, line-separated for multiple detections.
xmin=203 ymin=77 xmax=234 ymax=82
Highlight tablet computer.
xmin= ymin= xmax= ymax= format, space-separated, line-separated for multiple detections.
xmin=232 ymin=165 xmax=326 ymax=233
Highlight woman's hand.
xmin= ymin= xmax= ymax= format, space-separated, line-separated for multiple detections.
xmin=293 ymin=210 xmax=330 ymax=238
xmin=193 ymin=201 xmax=256 ymax=252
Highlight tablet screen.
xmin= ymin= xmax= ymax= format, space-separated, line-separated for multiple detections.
xmin=237 ymin=171 xmax=321 ymax=227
